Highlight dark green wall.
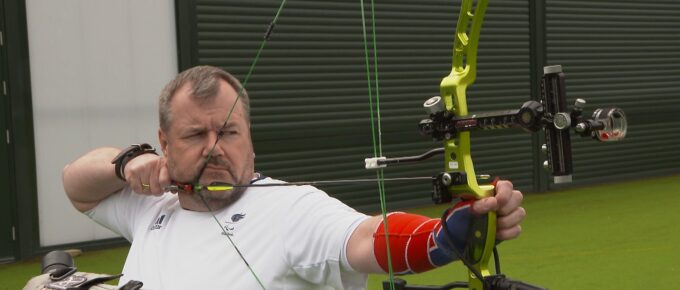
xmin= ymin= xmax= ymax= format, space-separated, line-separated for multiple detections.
xmin=176 ymin=0 xmax=680 ymax=212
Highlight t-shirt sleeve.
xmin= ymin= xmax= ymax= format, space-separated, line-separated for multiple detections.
xmin=85 ymin=187 xmax=169 ymax=241
xmin=283 ymin=186 xmax=370 ymax=290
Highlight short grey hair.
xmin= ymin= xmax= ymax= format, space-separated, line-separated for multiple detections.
xmin=159 ymin=65 xmax=250 ymax=132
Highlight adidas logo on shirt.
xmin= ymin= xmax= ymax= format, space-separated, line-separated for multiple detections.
xmin=150 ymin=214 xmax=166 ymax=230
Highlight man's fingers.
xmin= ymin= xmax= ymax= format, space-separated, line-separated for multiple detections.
xmin=149 ymin=161 xmax=162 ymax=196
xmin=471 ymin=180 xmax=523 ymax=216
xmin=497 ymin=190 xmax=523 ymax=216
xmin=496 ymin=225 xmax=522 ymax=240
xmin=471 ymin=197 xmax=498 ymax=215
xmin=158 ymin=160 xmax=172 ymax=194
xmin=496 ymin=206 xmax=526 ymax=229
xmin=493 ymin=180 xmax=513 ymax=204
xmin=123 ymin=154 xmax=165 ymax=195
xmin=467 ymin=179 xmax=525 ymax=241
xmin=134 ymin=165 xmax=153 ymax=195
xmin=124 ymin=161 xmax=143 ymax=194
xmin=130 ymin=175 xmax=143 ymax=194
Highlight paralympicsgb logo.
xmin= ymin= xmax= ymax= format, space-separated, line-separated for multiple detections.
xmin=222 ymin=213 xmax=246 ymax=236
xmin=231 ymin=213 xmax=246 ymax=222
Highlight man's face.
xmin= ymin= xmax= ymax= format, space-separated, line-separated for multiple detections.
xmin=159 ymin=80 xmax=254 ymax=202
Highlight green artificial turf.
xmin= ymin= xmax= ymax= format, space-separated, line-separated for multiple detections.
xmin=1 ymin=175 xmax=678 ymax=290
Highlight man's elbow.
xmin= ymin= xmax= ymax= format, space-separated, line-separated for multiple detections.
xmin=69 ymin=200 xmax=98 ymax=213
xmin=62 ymin=163 xmax=97 ymax=213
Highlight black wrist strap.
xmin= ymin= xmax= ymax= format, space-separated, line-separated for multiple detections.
xmin=111 ymin=143 xmax=158 ymax=181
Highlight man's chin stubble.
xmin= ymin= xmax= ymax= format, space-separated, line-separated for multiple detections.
xmin=195 ymin=187 xmax=246 ymax=210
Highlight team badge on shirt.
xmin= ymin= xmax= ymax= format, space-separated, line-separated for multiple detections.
xmin=231 ymin=213 xmax=246 ymax=222
xmin=222 ymin=213 xmax=246 ymax=236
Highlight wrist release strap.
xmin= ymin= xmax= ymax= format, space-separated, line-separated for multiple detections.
xmin=110 ymin=143 xmax=157 ymax=181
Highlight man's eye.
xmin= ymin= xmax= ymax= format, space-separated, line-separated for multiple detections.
xmin=217 ymin=130 xmax=238 ymax=138
xmin=185 ymin=132 xmax=203 ymax=139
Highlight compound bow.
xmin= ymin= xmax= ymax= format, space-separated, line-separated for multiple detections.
xmin=364 ymin=0 xmax=627 ymax=289
xmin=174 ymin=0 xmax=628 ymax=289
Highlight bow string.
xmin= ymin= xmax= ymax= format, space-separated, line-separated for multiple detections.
xmin=188 ymin=1 xmax=289 ymax=289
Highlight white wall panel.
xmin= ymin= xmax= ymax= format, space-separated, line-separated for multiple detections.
xmin=26 ymin=0 xmax=177 ymax=246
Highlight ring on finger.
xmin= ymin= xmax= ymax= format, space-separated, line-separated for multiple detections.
xmin=141 ymin=183 xmax=151 ymax=191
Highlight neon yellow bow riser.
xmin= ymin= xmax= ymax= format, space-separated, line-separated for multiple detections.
xmin=440 ymin=1 xmax=495 ymax=289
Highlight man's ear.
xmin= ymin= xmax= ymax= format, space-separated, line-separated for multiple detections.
xmin=158 ymin=128 xmax=168 ymax=156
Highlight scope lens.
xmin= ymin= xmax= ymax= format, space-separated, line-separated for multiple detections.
xmin=592 ymin=108 xmax=627 ymax=142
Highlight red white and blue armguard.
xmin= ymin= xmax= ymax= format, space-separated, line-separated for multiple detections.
xmin=372 ymin=200 xmax=474 ymax=274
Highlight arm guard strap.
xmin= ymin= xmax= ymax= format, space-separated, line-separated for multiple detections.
xmin=372 ymin=201 xmax=474 ymax=274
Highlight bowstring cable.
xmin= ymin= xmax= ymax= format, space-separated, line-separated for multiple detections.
xmin=360 ymin=0 xmax=395 ymax=289
xmin=197 ymin=1 xmax=287 ymax=179
xmin=198 ymin=193 xmax=266 ymax=289
xmin=191 ymin=1 xmax=289 ymax=289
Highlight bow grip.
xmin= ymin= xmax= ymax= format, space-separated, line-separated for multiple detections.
xmin=541 ymin=65 xmax=574 ymax=184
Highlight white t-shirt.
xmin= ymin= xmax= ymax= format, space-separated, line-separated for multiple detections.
xmin=87 ymin=177 xmax=370 ymax=290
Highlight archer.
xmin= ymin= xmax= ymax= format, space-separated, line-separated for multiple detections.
xmin=60 ymin=65 xmax=526 ymax=289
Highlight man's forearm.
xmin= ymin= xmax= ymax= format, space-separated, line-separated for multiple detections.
xmin=62 ymin=147 xmax=127 ymax=212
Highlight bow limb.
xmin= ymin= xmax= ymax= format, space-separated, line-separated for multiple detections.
xmin=441 ymin=1 xmax=495 ymax=289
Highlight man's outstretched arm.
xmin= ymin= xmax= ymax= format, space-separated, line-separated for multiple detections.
xmin=346 ymin=180 xmax=525 ymax=274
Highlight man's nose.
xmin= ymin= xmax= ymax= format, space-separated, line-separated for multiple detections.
xmin=202 ymin=130 xmax=226 ymax=157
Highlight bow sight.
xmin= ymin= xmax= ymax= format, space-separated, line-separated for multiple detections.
xmin=421 ymin=65 xmax=626 ymax=191
xmin=368 ymin=65 xmax=628 ymax=203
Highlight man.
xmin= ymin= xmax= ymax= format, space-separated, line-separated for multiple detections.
xmin=63 ymin=66 xmax=525 ymax=289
